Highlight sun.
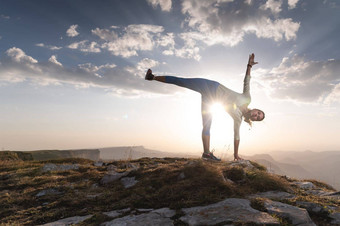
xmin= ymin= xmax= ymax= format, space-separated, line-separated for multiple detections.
xmin=209 ymin=102 xmax=233 ymax=148
xmin=209 ymin=102 xmax=226 ymax=118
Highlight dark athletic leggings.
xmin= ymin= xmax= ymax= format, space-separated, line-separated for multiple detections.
xmin=164 ymin=76 xmax=219 ymax=135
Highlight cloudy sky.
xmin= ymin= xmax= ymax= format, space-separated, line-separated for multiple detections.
xmin=0 ymin=0 xmax=339 ymax=156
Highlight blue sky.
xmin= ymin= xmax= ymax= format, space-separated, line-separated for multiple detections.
xmin=0 ymin=0 xmax=339 ymax=155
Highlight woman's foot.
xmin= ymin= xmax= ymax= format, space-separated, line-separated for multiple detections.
xmin=145 ymin=69 xmax=154 ymax=80
xmin=234 ymin=155 xmax=244 ymax=161
xmin=202 ymin=152 xmax=221 ymax=161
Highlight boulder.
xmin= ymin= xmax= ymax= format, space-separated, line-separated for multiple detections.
xmin=264 ymin=199 xmax=316 ymax=225
xmin=39 ymin=215 xmax=92 ymax=226
xmin=102 ymin=208 xmax=175 ymax=226
xmin=180 ymin=198 xmax=279 ymax=225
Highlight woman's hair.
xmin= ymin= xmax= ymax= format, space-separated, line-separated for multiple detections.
xmin=243 ymin=108 xmax=265 ymax=126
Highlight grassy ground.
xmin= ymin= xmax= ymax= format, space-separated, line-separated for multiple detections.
xmin=0 ymin=157 xmax=338 ymax=225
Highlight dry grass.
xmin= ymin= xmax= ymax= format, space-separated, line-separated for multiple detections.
xmin=0 ymin=157 xmax=338 ymax=225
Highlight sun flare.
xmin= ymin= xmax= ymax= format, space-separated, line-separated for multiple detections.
xmin=210 ymin=103 xmax=225 ymax=117
xmin=208 ymin=102 xmax=234 ymax=149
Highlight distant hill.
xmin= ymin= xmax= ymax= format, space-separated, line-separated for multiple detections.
xmin=99 ymin=146 xmax=196 ymax=160
xmin=248 ymin=151 xmax=340 ymax=190
xmin=0 ymin=149 xmax=100 ymax=161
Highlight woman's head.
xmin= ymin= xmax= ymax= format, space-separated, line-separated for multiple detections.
xmin=250 ymin=109 xmax=265 ymax=121
xmin=243 ymin=108 xmax=265 ymax=126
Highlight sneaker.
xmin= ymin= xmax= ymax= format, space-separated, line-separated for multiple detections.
xmin=202 ymin=152 xmax=221 ymax=161
xmin=145 ymin=69 xmax=154 ymax=80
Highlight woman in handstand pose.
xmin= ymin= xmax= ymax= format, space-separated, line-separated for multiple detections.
xmin=145 ymin=53 xmax=264 ymax=161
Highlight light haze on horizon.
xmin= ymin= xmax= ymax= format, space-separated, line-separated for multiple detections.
xmin=0 ymin=0 xmax=339 ymax=155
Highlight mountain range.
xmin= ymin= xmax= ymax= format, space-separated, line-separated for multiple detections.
xmin=246 ymin=151 xmax=340 ymax=190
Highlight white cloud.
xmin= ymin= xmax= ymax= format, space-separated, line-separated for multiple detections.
xmin=92 ymin=28 xmax=118 ymax=41
xmin=246 ymin=18 xmax=300 ymax=41
xmin=288 ymin=0 xmax=299 ymax=9
xmin=147 ymin=0 xmax=172 ymax=12
xmin=6 ymin=47 xmax=38 ymax=64
xmin=156 ymin=32 xmax=175 ymax=47
xmin=258 ymin=56 xmax=340 ymax=103
xmin=92 ymin=24 xmax=164 ymax=58
xmin=260 ymin=0 xmax=282 ymax=14
xmin=36 ymin=43 xmax=62 ymax=50
xmin=48 ymin=55 xmax=63 ymax=67
xmin=1 ymin=14 xmax=10 ymax=20
xmin=180 ymin=0 xmax=300 ymax=47
xmin=0 ymin=47 xmax=170 ymax=96
xmin=137 ymin=58 xmax=159 ymax=71
xmin=68 ymin=40 xmax=101 ymax=53
xmin=325 ymin=83 xmax=340 ymax=104
xmin=66 ymin=24 xmax=79 ymax=37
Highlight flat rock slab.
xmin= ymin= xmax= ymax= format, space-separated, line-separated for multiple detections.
xmin=180 ymin=198 xmax=279 ymax=225
xmin=39 ymin=215 xmax=92 ymax=226
xmin=248 ymin=191 xmax=296 ymax=201
xmin=102 ymin=208 xmax=175 ymax=226
xmin=264 ymin=200 xmax=316 ymax=225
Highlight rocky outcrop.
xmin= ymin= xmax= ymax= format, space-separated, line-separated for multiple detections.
xmin=180 ymin=198 xmax=279 ymax=225
xmin=264 ymin=199 xmax=316 ymax=225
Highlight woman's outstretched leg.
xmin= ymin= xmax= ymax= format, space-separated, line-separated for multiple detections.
xmin=146 ymin=69 xmax=219 ymax=95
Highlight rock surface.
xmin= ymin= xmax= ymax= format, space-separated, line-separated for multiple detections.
xmin=330 ymin=212 xmax=340 ymax=224
xmin=102 ymin=208 xmax=175 ymax=226
xmin=121 ymin=176 xmax=138 ymax=188
xmin=100 ymin=171 xmax=129 ymax=185
xmin=36 ymin=188 xmax=63 ymax=197
xmin=296 ymin=201 xmax=328 ymax=215
xmin=248 ymin=191 xmax=296 ymax=201
xmin=103 ymin=208 xmax=131 ymax=218
xmin=39 ymin=215 xmax=92 ymax=226
xmin=229 ymin=160 xmax=254 ymax=169
xmin=42 ymin=163 xmax=79 ymax=172
xmin=264 ymin=199 xmax=316 ymax=225
xmin=292 ymin=181 xmax=316 ymax=190
xmin=179 ymin=198 xmax=279 ymax=225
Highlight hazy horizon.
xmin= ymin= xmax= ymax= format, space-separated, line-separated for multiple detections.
xmin=1 ymin=0 xmax=339 ymax=155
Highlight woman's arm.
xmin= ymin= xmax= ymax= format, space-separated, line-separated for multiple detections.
xmin=243 ymin=53 xmax=258 ymax=94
